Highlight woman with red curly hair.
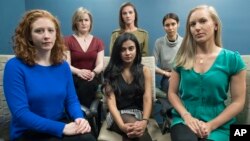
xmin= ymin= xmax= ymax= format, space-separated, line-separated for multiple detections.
xmin=3 ymin=9 xmax=95 ymax=141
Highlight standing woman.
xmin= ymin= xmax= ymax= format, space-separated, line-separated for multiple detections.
xmin=109 ymin=2 xmax=149 ymax=56
xmin=103 ymin=33 xmax=152 ymax=141
xmin=3 ymin=9 xmax=95 ymax=141
xmin=154 ymin=13 xmax=183 ymax=94
xmin=64 ymin=7 xmax=104 ymax=109
xmin=168 ymin=5 xmax=246 ymax=141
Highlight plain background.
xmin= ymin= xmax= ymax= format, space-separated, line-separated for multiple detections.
xmin=0 ymin=0 xmax=250 ymax=55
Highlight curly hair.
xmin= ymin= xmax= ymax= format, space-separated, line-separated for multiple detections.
xmin=13 ymin=9 xmax=66 ymax=66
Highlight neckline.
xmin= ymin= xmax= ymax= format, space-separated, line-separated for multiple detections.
xmin=72 ymin=35 xmax=93 ymax=53
xmin=192 ymin=48 xmax=223 ymax=75
xmin=121 ymin=73 xmax=133 ymax=85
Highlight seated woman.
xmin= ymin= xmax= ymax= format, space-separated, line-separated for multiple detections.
xmin=102 ymin=33 xmax=153 ymax=141
xmin=3 ymin=9 xmax=95 ymax=141
xmin=64 ymin=7 xmax=104 ymax=109
xmin=64 ymin=8 xmax=104 ymax=137
xmin=168 ymin=5 xmax=246 ymax=141
xmin=109 ymin=2 xmax=149 ymax=56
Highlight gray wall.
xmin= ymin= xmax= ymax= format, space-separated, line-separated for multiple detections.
xmin=1 ymin=0 xmax=250 ymax=55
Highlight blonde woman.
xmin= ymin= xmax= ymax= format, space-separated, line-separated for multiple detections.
xmin=64 ymin=7 xmax=104 ymax=109
xmin=168 ymin=5 xmax=246 ymax=141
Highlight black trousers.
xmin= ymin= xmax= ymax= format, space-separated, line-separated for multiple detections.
xmin=73 ymin=75 xmax=100 ymax=108
xmin=160 ymin=75 xmax=170 ymax=94
xmin=73 ymin=75 xmax=101 ymax=138
xmin=171 ymin=123 xmax=214 ymax=141
xmin=15 ymin=132 xmax=96 ymax=141
xmin=15 ymin=117 xmax=96 ymax=141
xmin=109 ymin=114 xmax=152 ymax=141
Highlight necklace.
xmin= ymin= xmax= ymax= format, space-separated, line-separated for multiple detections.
xmin=199 ymin=58 xmax=204 ymax=64
xmin=80 ymin=34 xmax=89 ymax=47
xmin=83 ymin=37 xmax=88 ymax=47
xmin=196 ymin=55 xmax=205 ymax=64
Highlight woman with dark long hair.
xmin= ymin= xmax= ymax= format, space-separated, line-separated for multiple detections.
xmin=103 ymin=33 xmax=152 ymax=141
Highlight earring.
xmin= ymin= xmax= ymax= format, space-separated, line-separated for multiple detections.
xmin=215 ymin=26 xmax=218 ymax=30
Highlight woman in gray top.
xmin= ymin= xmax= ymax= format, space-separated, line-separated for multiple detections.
xmin=154 ymin=13 xmax=183 ymax=94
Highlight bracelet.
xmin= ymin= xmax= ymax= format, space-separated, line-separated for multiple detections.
xmin=141 ymin=118 xmax=149 ymax=124
xmin=181 ymin=112 xmax=191 ymax=118
xmin=92 ymin=70 xmax=97 ymax=76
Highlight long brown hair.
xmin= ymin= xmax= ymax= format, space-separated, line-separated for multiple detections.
xmin=119 ymin=2 xmax=138 ymax=33
xmin=13 ymin=9 xmax=66 ymax=66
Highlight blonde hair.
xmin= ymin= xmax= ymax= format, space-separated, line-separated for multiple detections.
xmin=72 ymin=7 xmax=93 ymax=33
xmin=175 ymin=5 xmax=222 ymax=69
xmin=13 ymin=9 xmax=66 ymax=66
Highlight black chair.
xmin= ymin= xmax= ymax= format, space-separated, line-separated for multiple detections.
xmin=80 ymin=86 xmax=103 ymax=138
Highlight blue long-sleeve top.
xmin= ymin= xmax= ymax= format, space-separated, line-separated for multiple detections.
xmin=3 ymin=57 xmax=84 ymax=140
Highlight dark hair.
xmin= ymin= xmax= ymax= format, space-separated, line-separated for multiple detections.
xmin=103 ymin=33 xmax=144 ymax=96
xmin=162 ymin=13 xmax=179 ymax=26
xmin=119 ymin=2 xmax=138 ymax=30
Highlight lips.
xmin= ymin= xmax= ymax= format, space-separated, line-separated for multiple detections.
xmin=42 ymin=42 xmax=52 ymax=46
xmin=195 ymin=33 xmax=205 ymax=38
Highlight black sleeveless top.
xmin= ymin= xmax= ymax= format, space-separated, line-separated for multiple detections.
xmin=115 ymin=71 xmax=144 ymax=111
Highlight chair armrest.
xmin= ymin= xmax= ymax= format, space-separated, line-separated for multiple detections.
xmin=156 ymin=87 xmax=167 ymax=98
xmin=89 ymin=99 xmax=101 ymax=116
xmin=81 ymin=105 xmax=92 ymax=118
xmin=157 ymin=98 xmax=173 ymax=118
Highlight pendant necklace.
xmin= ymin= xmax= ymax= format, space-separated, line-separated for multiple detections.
xmin=199 ymin=58 xmax=204 ymax=64
xmin=82 ymin=35 xmax=89 ymax=47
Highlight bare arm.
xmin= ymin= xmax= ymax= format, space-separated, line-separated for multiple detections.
xmin=168 ymin=70 xmax=188 ymax=117
xmin=156 ymin=66 xmax=171 ymax=77
xmin=93 ymin=50 xmax=104 ymax=74
xmin=142 ymin=66 xmax=152 ymax=120
xmin=207 ymin=69 xmax=246 ymax=131
xmin=106 ymin=87 xmax=128 ymax=132
xmin=65 ymin=50 xmax=83 ymax=75
xmin=126 ymin=66 xmax=152 ymax=138
xmin=168 ymin=70 xmax=202 ymax=136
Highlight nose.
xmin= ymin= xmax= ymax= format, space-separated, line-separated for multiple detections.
xmin=125 ymin=49 xmax=130 ymax=55
xmin=169 ymin=25 xmax=174 ymax=30
xmin=125 ymin=13 xmax=130 ymax=17
xmin=44 ymin=30 xmax=51 ymax=39
xmin=194 ymin=23 xmax=201 ymax=30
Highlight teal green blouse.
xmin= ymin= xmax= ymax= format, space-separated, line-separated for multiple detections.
xmin=171 ymin=49 xmax=246 ymax=140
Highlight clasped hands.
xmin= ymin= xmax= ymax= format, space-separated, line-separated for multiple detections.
xmin=77 ymin=69 xmax=95 ymax=81
xmin=121 ymin=120 xmax=148 ymax=138
xmin=184 ymin=114 xmax=212 ymax=139
xmin=63 ymin=118 xmax=91 ymax=135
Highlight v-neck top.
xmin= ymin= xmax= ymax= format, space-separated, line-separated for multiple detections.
xmin=64 ymin=35 xmax=104 ymax=70
xmin=115 ymin=74 xmax=143 ymax=110
xmin=171 ymin=49 xmax=246 ymax=132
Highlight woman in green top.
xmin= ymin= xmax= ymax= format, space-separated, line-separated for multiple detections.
xmin=109 ymin=2 xmax=149 ymax=56
xmin=168 ymin=5 xmax=246 ymax=141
